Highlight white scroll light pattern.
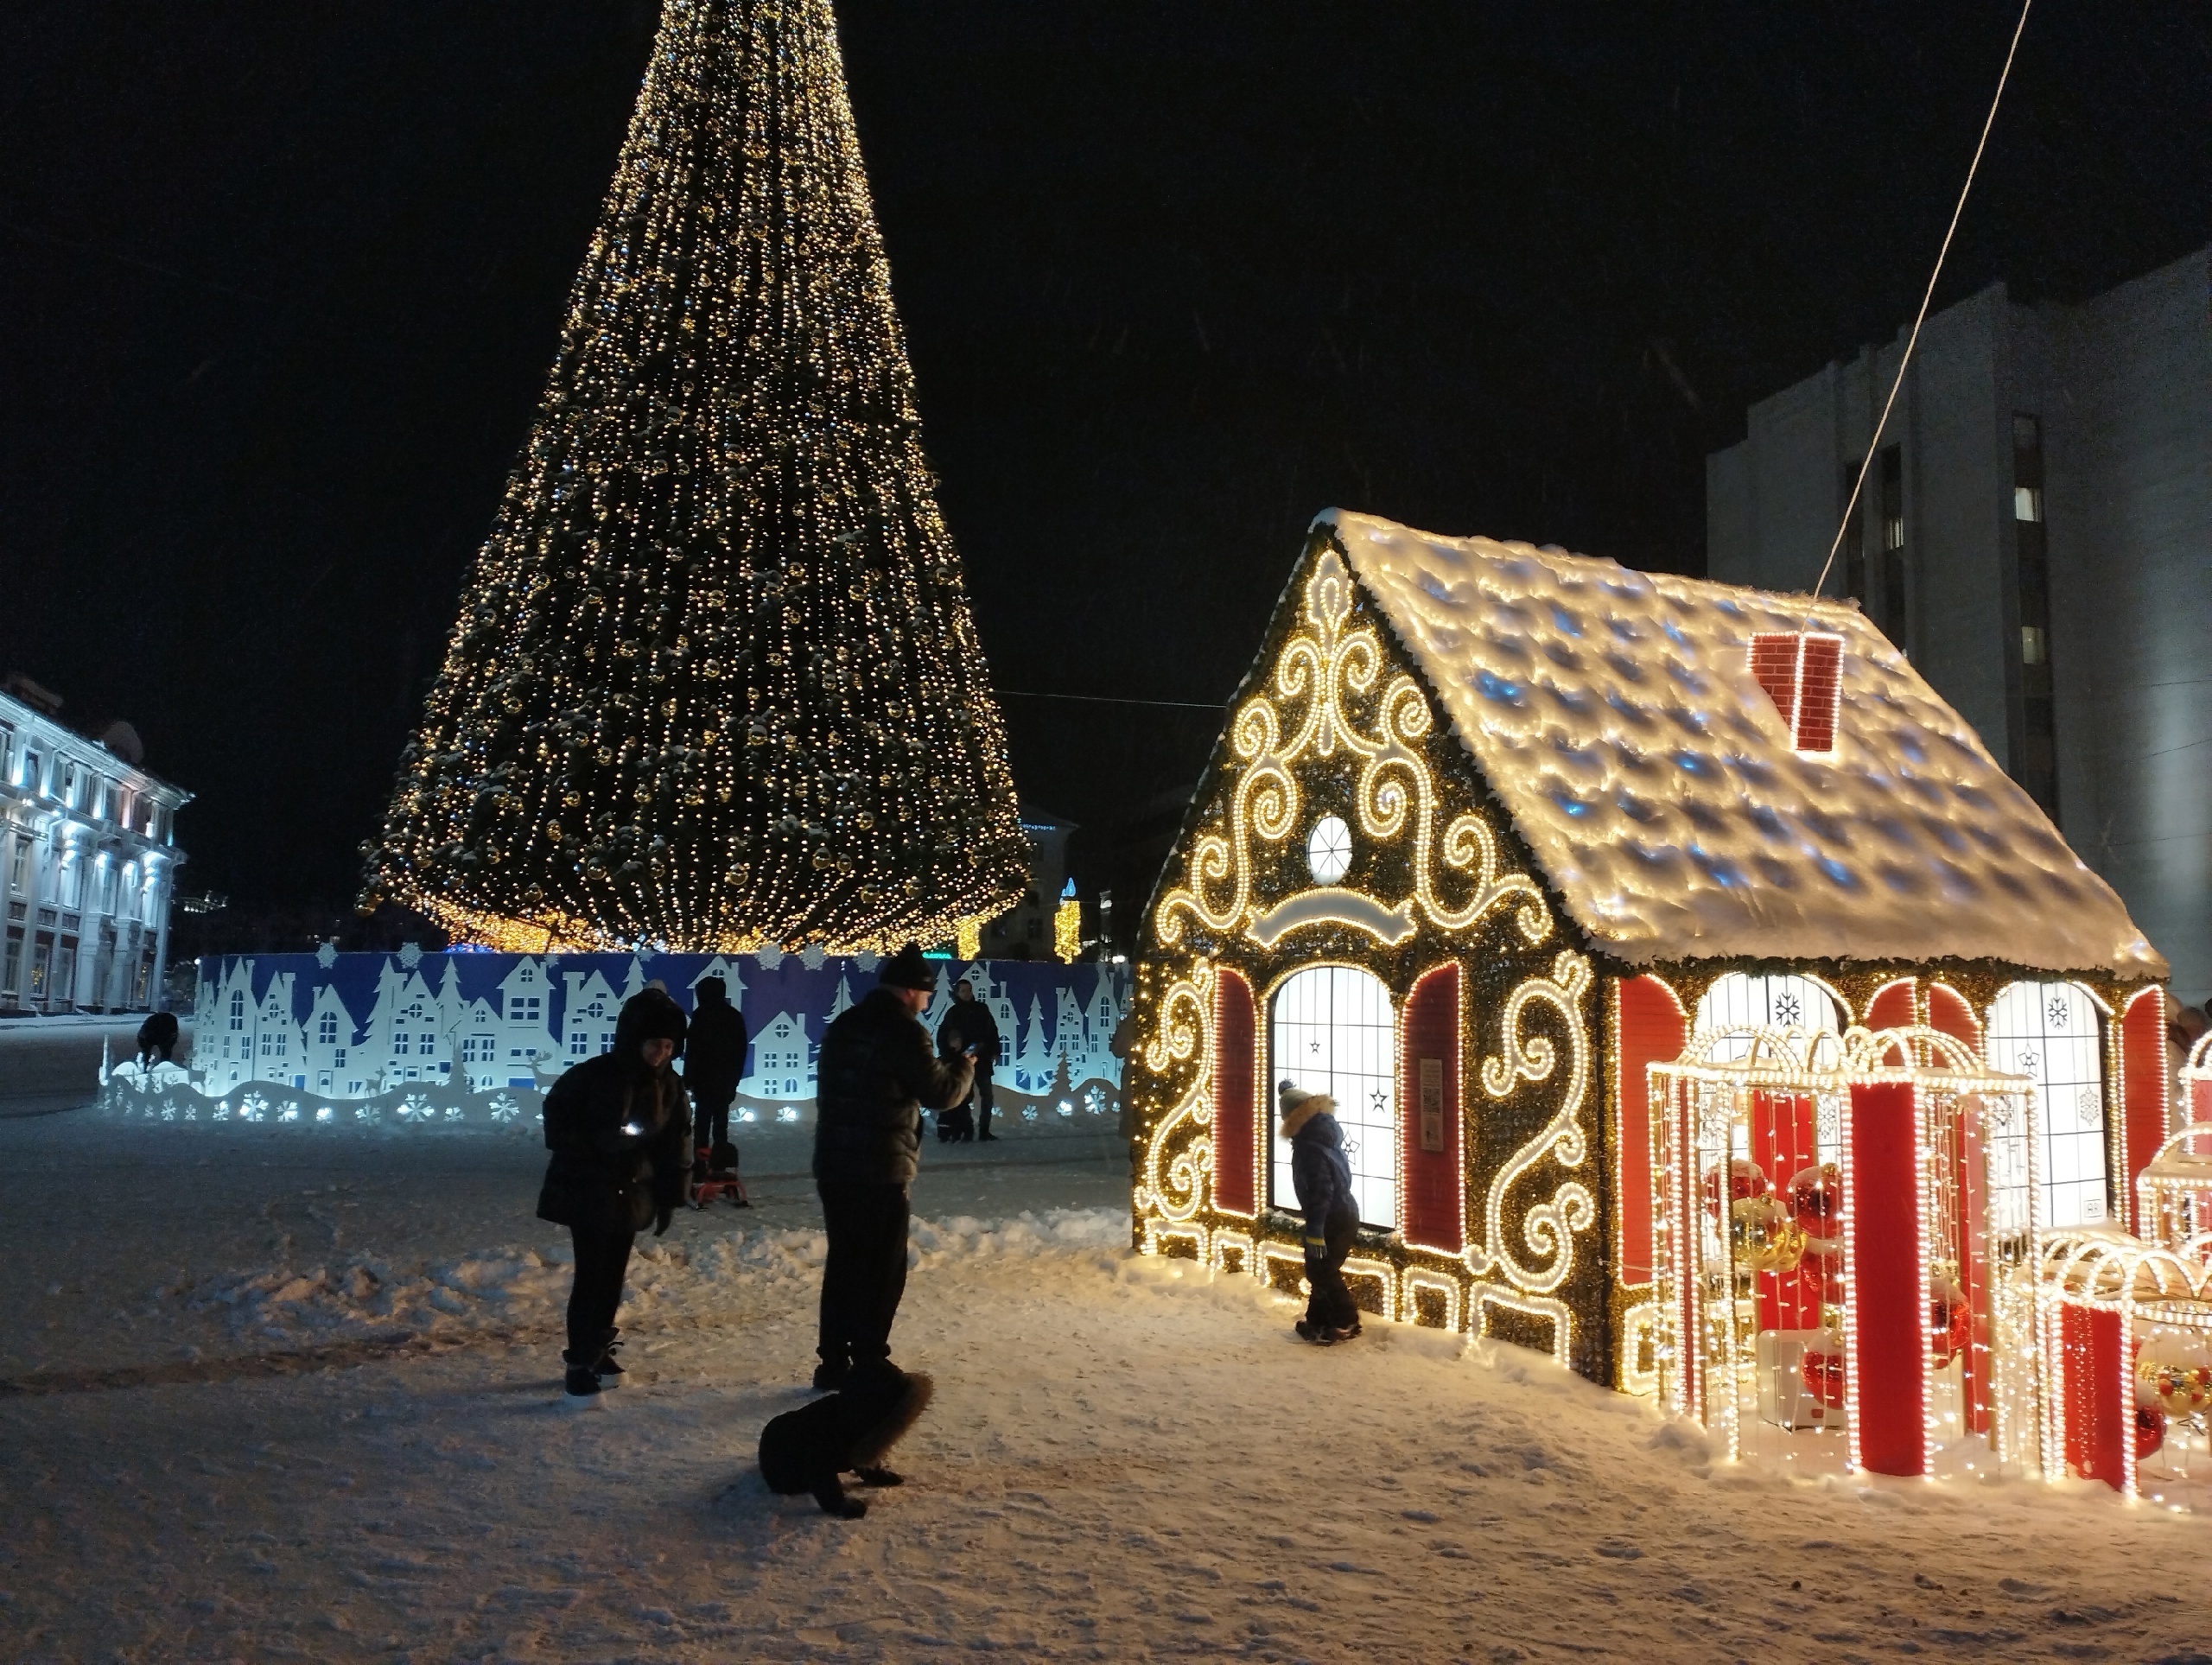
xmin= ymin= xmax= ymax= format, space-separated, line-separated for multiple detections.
xmin=1155 ymin=546 xmax=1551 ymax=956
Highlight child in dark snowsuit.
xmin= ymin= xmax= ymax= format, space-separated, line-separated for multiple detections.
xmin=1280 ymin=1080 xmax=1362 ymax=1344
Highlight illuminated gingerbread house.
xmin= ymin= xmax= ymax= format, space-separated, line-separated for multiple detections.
xmin=1128 ymin=509 xmax=2168 ymax=1386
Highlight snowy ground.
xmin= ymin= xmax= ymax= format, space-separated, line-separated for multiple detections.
xmin=5 ymin=1113 xmax=2212 ymax=1662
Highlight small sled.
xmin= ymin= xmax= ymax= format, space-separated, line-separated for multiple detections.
xmin=691 ymin=1146 xmax=750 ymax=1209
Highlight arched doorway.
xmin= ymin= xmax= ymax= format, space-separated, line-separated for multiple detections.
xmin=1269 ymin=964 xmax=1396 ymax=1228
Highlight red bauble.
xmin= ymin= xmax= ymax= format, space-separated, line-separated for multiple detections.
xmin=2136 ymin=1403 xmax=2165 ymax=1461
xmin=1929 ymin=1280 xmax=1973 ymax=1367
xmin=1702 ymin=1158 xmax=1770 ymax=1218
xmin=1801 ymin=1348 xmax=1847 ymax=1408
xmin=1787 ymin=1163 xmax=1841 ymax=1229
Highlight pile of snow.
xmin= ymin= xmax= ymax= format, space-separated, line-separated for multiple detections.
xmin=175 ymin=1207 xmax=1134 ymax=1351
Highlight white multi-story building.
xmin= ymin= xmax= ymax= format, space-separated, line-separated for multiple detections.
xmin=0 ymin=676 xmax=191 ymax=1012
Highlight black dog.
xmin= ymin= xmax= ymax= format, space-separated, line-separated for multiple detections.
xmin=758 ymin=1365 xmax=933 ymax=1518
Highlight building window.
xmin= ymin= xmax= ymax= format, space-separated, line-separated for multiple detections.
xmin=1986 ymin=981 xmax=2106 ymax=1228
xmin=393 ymin=1030 xmax=409 ymax=1054
xmin=319 ymin=1013 xmax=340 ymax=1045
xmin=1875 ymin=445 xmax=1905 ymax=645
xmin=418 ymin=1034 xmax=435 ymax=1056
xmin=22 ymin=750 xmax=42 ymax=794
xmin=507 ymin=993 xmax=542 ymax=1022
xmin=2010 ymin=413 xmax=2057 ymax=814
xmin=1268 ymin=964 xmax=1397 ymax=1229
xmin=229 ymin=990 xmax=245 ymax=1030
xmin=7 ymin=840 xmax=28 ymax=896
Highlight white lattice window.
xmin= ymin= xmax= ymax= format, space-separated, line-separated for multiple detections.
xmin=1693 ymin=972 xmax=1841 ymax=1047
xmin=1269 ymin=964 xmax=1396 ymax=1229
xmin=1987 ymin=981 xmax=2107 ymax=1228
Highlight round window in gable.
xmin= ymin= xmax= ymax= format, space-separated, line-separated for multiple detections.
xmin=1306 ymin=815 xmax=1353 ymax=884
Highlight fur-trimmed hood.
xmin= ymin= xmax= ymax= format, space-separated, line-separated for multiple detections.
xmin=1277 ymin=1081 xmax=1336 ymax=1141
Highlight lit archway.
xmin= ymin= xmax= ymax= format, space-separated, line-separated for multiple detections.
xmin=1269 ymin=964 xmax=1396 ymax=1229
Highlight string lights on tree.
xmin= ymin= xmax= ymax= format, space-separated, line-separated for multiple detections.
xmin=362 ymin=0 xmax=1027 ymax=953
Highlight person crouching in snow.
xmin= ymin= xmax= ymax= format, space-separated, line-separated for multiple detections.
xmin=1280 ymin=1080 xmax=1361 ymax=1344
xmin=537 ymin=988 xmax=693 ymax=1397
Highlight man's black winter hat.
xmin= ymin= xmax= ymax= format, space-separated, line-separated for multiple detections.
xmin=616 ymin=987 xmax=689 ymax=1056
xmin=880 ymin=943 xmax=933 ymax=990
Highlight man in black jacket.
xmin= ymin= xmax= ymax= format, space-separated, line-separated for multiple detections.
xmin=810 ymin=943 xmax=973 ymax=1389
xmin=937 ymin=978 xmax=1003 ymax=1142
xmin=684 ymin=975 xmax=749 ymax=1178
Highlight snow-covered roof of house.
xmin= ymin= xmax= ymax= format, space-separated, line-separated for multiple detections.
xmin=1324 ymin=509 xmax=2164 ymax=977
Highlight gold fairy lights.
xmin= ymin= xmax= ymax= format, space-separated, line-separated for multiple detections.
xmin=362 ymin=0 xmax=1027 ymax=952
xmin=1133 ymin=542 xmax=1599 ymax=1365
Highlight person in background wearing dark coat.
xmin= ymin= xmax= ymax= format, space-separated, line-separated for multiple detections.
xmin=937 ymin=977 xmax=1003 ymax=1142
xmin=537 ymin=988 xmax=693 ymax=1397
xmin=810 ymin=944 xmax=973 ymax=1390
xmin=685 ymin=975 xmax=749 ymax=1180
xmin=1280 ymin=1080 xmax=1361 ymax=1344
xmin=136 ymin=1010 xmax=180 ymax=1068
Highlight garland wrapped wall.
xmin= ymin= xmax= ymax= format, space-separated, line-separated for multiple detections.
xmin=1128 ymin=530 xmax=1616 ymax=1381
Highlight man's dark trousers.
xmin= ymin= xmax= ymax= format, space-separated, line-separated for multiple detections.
xmin=696 ymin=1090 xmax=734 ymax=1156
xmin=975 ymin=1069 xmax=996 ymax=1139
xmin=817 ymin=1181 xmax=911 ymax=1369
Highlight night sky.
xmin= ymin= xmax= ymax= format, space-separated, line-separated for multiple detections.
xmin=3 ymin=2 xmax=2205 ymax=918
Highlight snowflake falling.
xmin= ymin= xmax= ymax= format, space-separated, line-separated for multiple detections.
xmin=1773 ymin=993 xmax=1802 ymax=1026
xmin=2046 ymin=997 xmax=2070 ymax=1029
xmin=2078 ymin=1087 xmax=2102 ymax=1127
xmin=486 ymin=1094 xmax=520 ymax=1124
xmin=238 ymin=1093 xmax=269 ymax=1123
xmin=355 ymin=1105 xmax=383 ymax=1124
xmin=397 ymin=1096 xmax=435 ymax=1123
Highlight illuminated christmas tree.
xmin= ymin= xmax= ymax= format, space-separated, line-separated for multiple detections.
xmin=364 ymin=0 xmax=1028 ymax=953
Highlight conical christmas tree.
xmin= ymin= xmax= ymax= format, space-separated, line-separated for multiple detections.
xmin=364 ymin=0 xmax=1030 ymax=952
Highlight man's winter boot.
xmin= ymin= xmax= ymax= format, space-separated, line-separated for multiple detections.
xmin=594 ymin=1331 xmax=625 ymax=1385
xmin=811 ymin=1356 xmax=850 ymax=1392
xmin=563 ymin=1350 xmax=603 ymax=1396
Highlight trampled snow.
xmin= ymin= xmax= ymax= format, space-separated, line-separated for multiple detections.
xmin=5 ymin=1109 xmax=2209 ymax=1662
xmin=1325 ymin=509 xmax=2164 ymax=976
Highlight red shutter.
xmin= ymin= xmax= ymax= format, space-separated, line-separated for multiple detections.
xmin=1211 ymin=969 xmax=1256 ymax=1217
xmin=1615 ymin=975 xmax=1689 ymax=1286
xmin=2120 ymin=988 xmax=2167 ymax=1235
xmin=1400 ymin=963 xmax=1462 ymax=1252
xmin=1865 ymin=978 xmax=1916 ymax=1064
xmin=1928 ymin=983 xmax=1982 ymax=1057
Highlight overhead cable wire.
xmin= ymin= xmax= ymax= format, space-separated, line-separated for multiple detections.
xmin=1813 ymin=0 xmax=2033 ymax=602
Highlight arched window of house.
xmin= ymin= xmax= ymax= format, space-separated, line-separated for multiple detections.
xmin=1692 ymin=972 xmax=1841 ymax=1059
xmin=1269 ymin=964 xmax=1396 ymax=1228
xmin=1986 ymin=981 xmax=2107 ymax=1228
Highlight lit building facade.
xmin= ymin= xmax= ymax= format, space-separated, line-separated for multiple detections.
xmin=0 ymin=679 xmax=191 ymax=1012
xmin=1707 ymin=247 xmax=2212 ymax=994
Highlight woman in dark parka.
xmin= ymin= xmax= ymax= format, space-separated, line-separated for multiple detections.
xmin=538 ymin=988 xmax=692 ymax=1396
